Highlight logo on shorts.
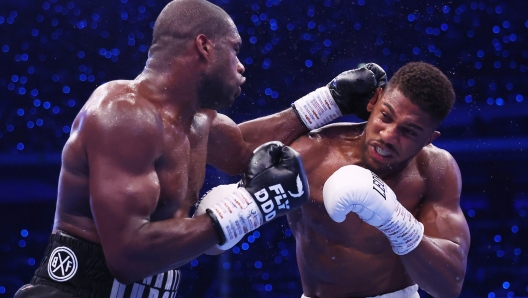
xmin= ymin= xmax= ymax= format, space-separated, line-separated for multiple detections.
xmin=47 ymin=246 xmax=78 ymax=282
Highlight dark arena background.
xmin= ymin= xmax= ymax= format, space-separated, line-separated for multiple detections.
xmin=1 ymin=0 xmax=527 ymax=297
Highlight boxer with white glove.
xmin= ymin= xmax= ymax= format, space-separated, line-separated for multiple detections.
xmin=205 ymin=141 xmax=309 ymax=251
xmin=291 ymin=63 xmax=386 ymax=130
xmin=323 ymin=165 xmax=424 ymax=255
xmin=194 ymin=184 xmax=238 ymax=255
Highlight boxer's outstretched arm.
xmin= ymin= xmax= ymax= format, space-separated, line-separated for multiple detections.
xmin=400 ymin=151 xmax=470 ymax=297
xmin=207 ymin=108 xmax=306 ymax=175
xmin=208 ymin=64 xmax=387 ymax=175
xmin=85 ymin=104 xmax=218 ymax=284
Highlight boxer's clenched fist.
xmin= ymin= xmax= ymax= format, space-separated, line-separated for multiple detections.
xmin=194 ymin=184 xmax=238 ymax=255
xmin=323 ymin=165 xmax=423 ymax=255
xmin=291 ymin=63 xmax=386 ymax=130
xmin=205 ymin=141 xmax=310 ymax=250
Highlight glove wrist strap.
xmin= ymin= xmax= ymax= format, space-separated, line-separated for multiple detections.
xmin=377 ymin=202 xmax=424 ymax=255
xmin=291 ymin=87 xmax=342 ymax=130
xmin=207 ymin=188 xmax=264 ymax=250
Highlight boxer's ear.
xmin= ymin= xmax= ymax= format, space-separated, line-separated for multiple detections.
xmin=366 ymin=87 xmax=383 ymax=113
xmin=195 ymin=34 xmax=214 ymax=61
xmin=424 ymin=131 xmax=441 ymax=147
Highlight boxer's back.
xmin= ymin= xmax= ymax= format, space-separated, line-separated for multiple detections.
xmin=54 ymin=80 xmax=213 ymax=244
xmin=288 ymin=123 xmax=437 ymax=297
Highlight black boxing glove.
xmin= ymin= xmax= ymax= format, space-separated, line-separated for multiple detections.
xmin=292 ymin=63 xmax=387 ymax=128
xmin=206 ymin=141 xmax=309 ymax=250
xmin=330 ymin=63 xmax=387 ymax=120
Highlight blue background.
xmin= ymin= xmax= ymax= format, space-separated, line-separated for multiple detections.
xmin=1 ymin=0 xmax=527 ymax=297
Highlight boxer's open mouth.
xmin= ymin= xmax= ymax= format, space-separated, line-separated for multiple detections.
xmin=375 ymin=146 xmax=391 ymax=157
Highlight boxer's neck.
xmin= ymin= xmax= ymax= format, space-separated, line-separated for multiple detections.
xmin=135 ymin=68 xmax=201 ymax=128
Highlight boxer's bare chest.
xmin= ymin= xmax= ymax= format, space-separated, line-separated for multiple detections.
xmin=153 ymin=112 xmax=212 ymax=220
xmin=289 ymin=138 xmax=428 ymax=296
xmin=296 ymin=141 xmax=426 ymax=248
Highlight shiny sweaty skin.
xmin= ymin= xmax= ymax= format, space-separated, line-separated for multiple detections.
xmin=287 ymin=88 xmax=470 ymax=298
xmin=288 ymin=124 xmax=423 ymax=296
xmin=56 ymin=80 xmax=305 ymax=284
xmin=52 ymin=1 xmax=308 ymax=285
xmin=47 ymin=11 xmax=383 ymax=288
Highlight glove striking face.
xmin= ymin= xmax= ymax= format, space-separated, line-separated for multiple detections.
xmin=240 ymin=141 xmax=310 ymax=222
xmin=328 ymin=62 xmax=387 ymax=120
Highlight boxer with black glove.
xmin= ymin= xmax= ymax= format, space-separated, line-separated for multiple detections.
xmin=291 ymin=63 xmax=386 ymax=130
xmin=204 ymin=141 xmax=309 ymax=250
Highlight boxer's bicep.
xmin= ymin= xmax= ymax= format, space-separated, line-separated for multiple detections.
xmin=85 ymin=112 xmax=163 ymax=264
xmin=207 ymin=113 xmax=253 ymax=175
xmin=208 ymin=109 xmax=308 ymax=175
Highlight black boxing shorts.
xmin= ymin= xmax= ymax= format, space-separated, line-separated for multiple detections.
xmin=14 ymin=230 xmax=181 ymax=298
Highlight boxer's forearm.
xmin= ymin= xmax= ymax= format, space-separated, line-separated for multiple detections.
xmin=239 ymin=108 xmax=307 ymax=151
xmin=400 ymin=235 xmax=466 ymax=298
xmin=206 ymin=108 xmax=307 ymax=176
xmin=105 ymin=215 xmax=218 ymax=284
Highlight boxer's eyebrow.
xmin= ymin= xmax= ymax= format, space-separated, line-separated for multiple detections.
xmin=403 ymin=122 xmax=424 ymax=132
xmin=383 ymin=102 xmax=395 ymax=114
xmin=383 ymin=102 xmax=424 ymax=132
xmin=231 ymin=35 xmax=242 ymax=52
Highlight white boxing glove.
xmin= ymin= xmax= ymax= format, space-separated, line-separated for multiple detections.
xmin=323 ymin=165 xmax=424 ymax=255
xmin=203 ymin=142 xmax=309 ymax=252
xmin=194 ymin=184 xmax=239 ymax=255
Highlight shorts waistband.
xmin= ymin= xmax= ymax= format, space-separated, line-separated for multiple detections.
xmin=31 ymin=230 xmax=181 ymax=298
xmin=301 ymin=284 xmax=420 ymax=298
xmin=32 ymin=230 xmax=114 ymax=298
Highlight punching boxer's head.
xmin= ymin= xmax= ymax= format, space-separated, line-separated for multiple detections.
xmin=363 ymin=62 xmax=455 ymax=172
xmin=148 ymin=0 xmax=245 ymax=109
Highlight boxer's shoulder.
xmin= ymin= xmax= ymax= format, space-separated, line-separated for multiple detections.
xmin=290 ymin=130 xmax=329 ymax=171
xmin=294 ymin=122 xmax=364 ymax=150
xmin=196 ymin=108 xmax=217 ymax=119
xmin=416 ymin=144 xmax=459 ymax=179
xmin=193 ymin=108 xmax=219 ymax=131
xmin=411 ymin=144 xmax=461 ymax=205
xmin=88 ymin=80 xmax=137 ymax=102
xmin=86 ymin=80 xmax=158 ymax=113
xmin=70 ymin=81 xmax=167 ymax=164
xmin=80 ymin=81 xmax=164 ymax=134
xmin=290 ymin=122 xmax=363 ymax=177
xmin=311 ymin=122 xmax=366 ymax=137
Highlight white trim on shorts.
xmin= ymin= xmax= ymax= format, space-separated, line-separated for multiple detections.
xmin=301 ymin=284 xmax=419 ymax=298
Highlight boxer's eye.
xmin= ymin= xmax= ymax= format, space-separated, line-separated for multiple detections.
xmin=380 ymin=112 xmax=390 ymax=122
xmin=402 ymin=128 xmax=417 ymax=137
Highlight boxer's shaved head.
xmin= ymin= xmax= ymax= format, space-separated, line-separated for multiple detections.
xmin=149 ymin=0 xmax=235 ymax=58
